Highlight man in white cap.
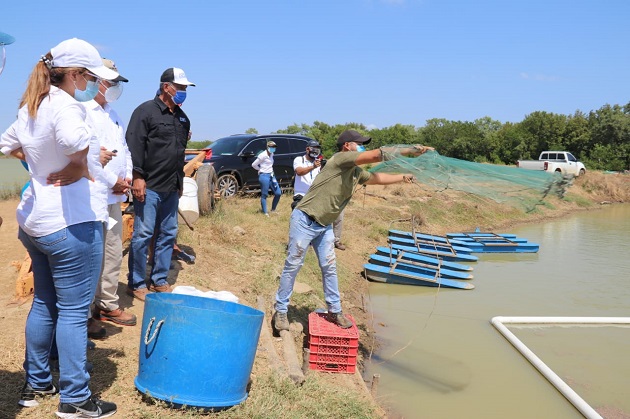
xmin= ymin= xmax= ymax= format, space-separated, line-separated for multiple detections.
xmin=0 ymin=30 xmax=15 ymax=77
xmin=126 ymin=68 xmax=195 ymax=301
xmin=84 ymin=58 xmax=137 ymax=331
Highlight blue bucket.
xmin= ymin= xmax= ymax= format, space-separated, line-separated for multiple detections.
xmin=135 ymin=293 xmax=263 ymax=408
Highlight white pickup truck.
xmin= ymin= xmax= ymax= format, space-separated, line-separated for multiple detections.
xmin=516 ymin=151 xmax=586 ymax=176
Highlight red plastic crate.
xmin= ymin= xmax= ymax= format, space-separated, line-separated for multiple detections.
xmin=308 ymin=312 xmax=360 ymax=374
xmin=309 ymin=345 xmax=358 ymax=365
xmin=309 ymin=360 xmax=357 ymax=374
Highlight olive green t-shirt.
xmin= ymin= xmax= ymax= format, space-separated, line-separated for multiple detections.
xmin=296 ymin=151 xmax=372 ymax=226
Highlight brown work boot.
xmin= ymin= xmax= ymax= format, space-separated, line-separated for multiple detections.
xmin=326 ymin=311 xmax=353 ymax=329
xmin=149 ymin=283 xmax=172 ymax=293
xmin=334 ymin=242 xmax=346 ymax=251
xmin=94 ymin=307 xmax=137 ymax=326
xmin=87 ymin=318 xmax=106 ymax=340
xmin=126 ymin=286 xmax=150 ymax=302
xmin=272 ymin=311 xmax=290 ymax=332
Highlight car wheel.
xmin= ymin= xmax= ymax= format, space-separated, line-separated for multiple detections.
xmin=218 ymin=173 xmax=239 ymax=198
xmin=579 ymin=168 xmax=585 ymax=176
xmin=196 ymin=165 xmax=217 ymax=215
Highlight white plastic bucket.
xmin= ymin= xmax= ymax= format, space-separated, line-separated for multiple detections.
xmin=178 ymin=177 xmax=199 ymax=224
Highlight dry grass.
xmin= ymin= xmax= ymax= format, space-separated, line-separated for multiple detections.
xmin=0 ymin=170 xmax=628 ymax=418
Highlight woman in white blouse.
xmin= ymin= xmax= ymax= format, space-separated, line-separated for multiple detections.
xmin=0 ymin=38 xmax=117 ymax=417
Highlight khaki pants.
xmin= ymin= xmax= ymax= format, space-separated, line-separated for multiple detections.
xmin=93 ymin=203 xmax=123 ymax=312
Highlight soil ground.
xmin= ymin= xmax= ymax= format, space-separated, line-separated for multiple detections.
xmin=0 ymin=171 xmax=628 ymax=418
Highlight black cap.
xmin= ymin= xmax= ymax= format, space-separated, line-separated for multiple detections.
xmin=307 ymin=140 xmax=321 ymax=148
xmin=337 ymin=130 xmax=371 ymax=147
xmin=101 ymin=58 xmax=128 ymax=83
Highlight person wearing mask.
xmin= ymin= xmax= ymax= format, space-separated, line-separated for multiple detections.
xmin=273 ymin=130 xmax=432 ymax=331
xmin=0 ymin=31 xmax=15 ymax=230
xmin=126 ymin=68 xmax=195 ymax=301
xmin=0 ymin=30 xmax=15 ymax=77
xmin=252 ymin=141 xmax=282 ymax=216
xmin=0 ymin=38 xmax=117 ymax=417
xmin=86 ymin=58 xmax=136 ymax=329
xmin=292 ymin=140 xmax=346 ymax=250
xmin=292 ymin=139 xmax=323 ymax=210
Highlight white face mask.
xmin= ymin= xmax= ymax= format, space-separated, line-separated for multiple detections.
xmin=103 ymin=82 xmax=123 ymax=103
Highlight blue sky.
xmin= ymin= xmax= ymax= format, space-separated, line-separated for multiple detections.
xmin=1 ymin=0 xmax=628 ymax=141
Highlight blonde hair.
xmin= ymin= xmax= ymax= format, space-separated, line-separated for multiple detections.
xmin=19 ymin=52 xmax=85 ymax=118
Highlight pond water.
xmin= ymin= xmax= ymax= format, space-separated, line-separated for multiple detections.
xmin=365 ymin=205 xmax=630 ymax=418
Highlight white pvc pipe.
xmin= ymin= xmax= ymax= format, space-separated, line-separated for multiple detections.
xmin=491 ymin=316 xmax=630 ymax=419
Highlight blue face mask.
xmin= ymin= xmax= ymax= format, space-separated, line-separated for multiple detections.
xmin=356 ymin=145 xmax=366 ymax=152
xmin=268 ymin=147 xmax=276 ymax=153
xmin=74 ymin=79 xmax=99 ymax=102
xmin=169 ymin=85 xmax=187 ymax=105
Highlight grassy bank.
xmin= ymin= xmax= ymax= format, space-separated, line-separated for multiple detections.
xmin=0 ymin=170 xmax=628 ymax=418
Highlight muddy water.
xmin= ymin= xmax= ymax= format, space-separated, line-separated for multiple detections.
xmin=365 ymin=205 xmax=630 ymax=418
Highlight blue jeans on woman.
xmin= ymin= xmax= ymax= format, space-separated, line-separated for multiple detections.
xmin=19 ymin=221 xmax=104 ymax=403
xmin=274 ymin=209 xmax=341 ymax=313
xmin=127 ymin=189 xmax=179 ymax=290
xmin=258 ymin=172 xmax=281 ymax=214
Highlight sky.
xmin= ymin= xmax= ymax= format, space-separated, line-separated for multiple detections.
xmin=0 ymin=0 xmax=628 ymax=142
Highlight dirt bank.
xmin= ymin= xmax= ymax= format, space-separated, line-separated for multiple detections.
xmin=0 ymin=171 xmax=628 ymax=418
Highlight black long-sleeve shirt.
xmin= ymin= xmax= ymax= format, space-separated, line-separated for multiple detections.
xmin=126 ymin=96 xmax=190 ymax=193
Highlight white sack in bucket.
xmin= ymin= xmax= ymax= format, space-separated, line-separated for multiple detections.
xmin=172 ymin=285 xmax=239 ymax=304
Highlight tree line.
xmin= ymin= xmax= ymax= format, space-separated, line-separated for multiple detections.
xmin=190 ymin=102 xmax=630 ymax=172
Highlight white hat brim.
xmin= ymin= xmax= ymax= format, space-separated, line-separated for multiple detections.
xmin=87 ymin=65 xmax=119 ymax=81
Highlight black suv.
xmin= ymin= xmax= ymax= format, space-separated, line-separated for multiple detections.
xmin=200 ymin=134 xmax=315 ymax=197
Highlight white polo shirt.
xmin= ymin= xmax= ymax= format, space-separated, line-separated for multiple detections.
xmin=85 ymin=100 xmax=133 ymax=205
xmin=293 ymin=154 xmax=321 ymax=196
xmin=0 ymin=86 xmax=108 ymax=237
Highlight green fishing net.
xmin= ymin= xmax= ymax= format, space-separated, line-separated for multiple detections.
xmin=369 ymin=147 xmax=572 ymax=211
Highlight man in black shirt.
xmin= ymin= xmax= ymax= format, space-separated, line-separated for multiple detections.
xmin=126 ymin=67 xmax=195 ymax=301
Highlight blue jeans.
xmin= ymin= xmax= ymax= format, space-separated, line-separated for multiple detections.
xmin=259 ymin=173 xmax=281 ymax=214
xmin=275 ymin=209 xmax=341 ymax=313
xmin=127 ymin=189 xmax=179 ymax=289
xmin=19 ymin=221 xmax=104 ymax=403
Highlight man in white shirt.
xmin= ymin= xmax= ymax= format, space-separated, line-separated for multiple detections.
xmin=292 ymin=139 xmax=323 ymax=210
xmin=87 ymin=59 xmax=136 ymax=329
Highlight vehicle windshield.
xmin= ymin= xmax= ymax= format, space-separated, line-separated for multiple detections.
xmin=208 ymin=136 xmax=252 ymax=155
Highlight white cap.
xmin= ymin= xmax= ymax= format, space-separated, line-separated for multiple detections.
xmin=50 ymin=38 xmax=119 ymax=80
xmin=160 ymin=67 xmax=196 ymax=86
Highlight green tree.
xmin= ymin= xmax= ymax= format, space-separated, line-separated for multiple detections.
xmin=368 ymin=124 xmax=420 ymax=149
xmin=587 ymin=104 xmax=630 ymax=170
xmin=564 ymin=111 xmax=590 ymax=159
xmin=518 ymin=111 xmax=567 ymax=158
